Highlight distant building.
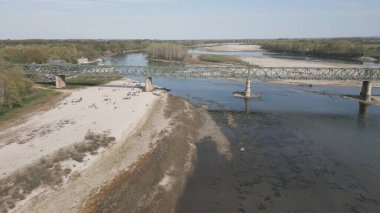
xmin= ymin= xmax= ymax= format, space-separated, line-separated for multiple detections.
xmin=77 ymin=57 xmax=89 ymax=65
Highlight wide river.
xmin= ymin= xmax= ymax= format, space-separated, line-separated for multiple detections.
xmin=106 ymin=50 xmax=380 ymax=213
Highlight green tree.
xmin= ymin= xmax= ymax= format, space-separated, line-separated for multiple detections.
xmin=7 ymin=81 xmax=22 ymax=108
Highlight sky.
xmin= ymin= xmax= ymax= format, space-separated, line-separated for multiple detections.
xmin=0 ymin=0 xmax=379 ymax=40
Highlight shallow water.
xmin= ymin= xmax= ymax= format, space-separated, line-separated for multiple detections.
xmin=127 ymin=77 xmax=380 ymax=212
xmin=178 ymin=109 xmax=380 ymax=213
xmin=110 ymin=51 xmax=380 ymax=212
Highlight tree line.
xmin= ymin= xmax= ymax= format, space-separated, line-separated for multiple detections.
xmin=253 ymin=38 xmax=380 ymax=60
xmin=0 ymin=40 xmax=153 ymax=64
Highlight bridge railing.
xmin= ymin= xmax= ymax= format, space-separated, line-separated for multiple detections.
xmin=19 ymin=64 xmax=380 ymax=81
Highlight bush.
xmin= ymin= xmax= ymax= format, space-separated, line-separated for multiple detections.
xmin=0 ymin=67 xmax=33 ymax=109
xmin=7 ymin=81 xmax=22 ymax=108
xmin=70 ymin=150 xmax=85 ymax=162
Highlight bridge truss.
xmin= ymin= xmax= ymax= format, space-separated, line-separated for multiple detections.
xmin=21 ymin=64 xmax=380 ymax=81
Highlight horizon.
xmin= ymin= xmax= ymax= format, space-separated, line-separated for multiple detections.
xmin=1 ymin=0 xmax=380 ymax=40
xmin=1 ymin=36 xmax=380 ymax=41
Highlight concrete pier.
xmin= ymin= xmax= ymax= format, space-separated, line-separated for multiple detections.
xmin=245 ymin=79 xmax=251 ymax=98
xmin=145 ymin=77 xmax=154 ymax=92
xmin=55 ymin=75 xmax=66 ymax=88
xmin=360 ymin=81 xmax=372 ymax=100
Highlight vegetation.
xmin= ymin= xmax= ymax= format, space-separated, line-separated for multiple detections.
xmin=253 ymin=38 xmax=380 ymax=60
xmin=146 ymin=43 xmax=187 ymax=61
xmin=0 ymin=39 xmax=226 ymax=65
xmin=0 ymin=40 xmax=153 ymax=64
xmin=36 ymin=76 xmax=122 ymax=89
xmin=0 ymin=67 xmax=34 ymax=110
xmin=0 ymin=131 xmax=115 ymax=212
xmin=0 ymin=88 xmax=61 ymax=126
xmin=199 ymin=54 xmax=248 ymax=65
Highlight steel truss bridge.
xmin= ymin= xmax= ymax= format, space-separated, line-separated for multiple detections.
xmin=21 ymin=64 xmax=380 ymax=81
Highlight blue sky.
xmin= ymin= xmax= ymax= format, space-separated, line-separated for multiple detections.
xmin=0 ymin=0 xmax=379 ymax=39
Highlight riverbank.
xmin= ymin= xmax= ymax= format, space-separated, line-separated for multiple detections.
xmin=80 ymin=95 xmax=232 ymax=213
xmin=193 ymin=44 xmax=364 ymax=68
xmin=241 ymin=56 xmax=361 ymax=68
xmin=12 ymin=92 xmax=232 ymax=213
xmin=199 ymin=44 xmax=265 ymax=52
xmin=0 ymin=79 xmax=160 ymax=212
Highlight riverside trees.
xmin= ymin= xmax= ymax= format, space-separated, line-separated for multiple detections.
xmin=256 ymin=38 xmax=380 ymax=60
xmin=0 ymin=66 xmax=33 ymax=109
xmin=0 ymin=40 xmax=152 ymax=64
xmin=146 ymin=43 xmax=187 ymax=61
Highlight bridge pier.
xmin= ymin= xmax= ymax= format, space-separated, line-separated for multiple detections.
xmin=245 ymin=79 xmax=251 ymax=98
xmin=360 ymin=81 xmax=372 ymax=101
xmin=145 ymin=77 xmax=154 ymax=92
xmin=55 ymin=75 xmax=66 ymax=88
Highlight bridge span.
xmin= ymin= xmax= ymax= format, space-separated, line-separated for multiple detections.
xmin=21 ymin=64 xmax=380 ymax=100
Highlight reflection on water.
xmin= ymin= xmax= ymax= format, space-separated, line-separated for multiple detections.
xmin=103 ymin=51 xmax=148 ymax=66
xmin=244 ymin=98 xmax=250 ymax=114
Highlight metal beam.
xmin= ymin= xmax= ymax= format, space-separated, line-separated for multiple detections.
xmin=19 ymin=64 xmax=380 ymax=81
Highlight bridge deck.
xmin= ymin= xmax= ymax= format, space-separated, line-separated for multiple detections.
xmin=21 ymin=64 xmax=380 ymax=81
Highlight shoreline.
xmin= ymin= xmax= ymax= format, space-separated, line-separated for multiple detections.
xmin=14 ymin=93 xmax=232 ymax=213
xmin=81 ymin=95 xmax=232 ymax=212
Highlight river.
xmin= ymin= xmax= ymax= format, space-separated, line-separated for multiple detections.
xmin=106 ymin=49 xmax=380 ymax=213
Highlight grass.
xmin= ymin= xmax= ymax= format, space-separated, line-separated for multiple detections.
xmin=364 ymin=49 xmax=380 ymax=60
xmin=0 ymin=88 xmax=63 ymax=128
xmin=36 ymin=76 xmax=122 ymax=89
xmin=0 ymin=131 xmax=115 ymax=212
xmin=198 ymin=54 xmax=248 ymax=65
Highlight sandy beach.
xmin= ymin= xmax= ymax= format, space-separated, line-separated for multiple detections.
xmin=241 ymin=56 xmax=361 ymax=68
xmin=196 ymin=44 xmax=363 ymax=68
xmin=199 ymin=44 xmax=265 ymax=52
xmin=0 ymin=79 xmax=166 ymax=212
xmin=0 ymin=79 xmax=159 ymax=180
xmin=11 ymin=90 xmax=231 ymax=213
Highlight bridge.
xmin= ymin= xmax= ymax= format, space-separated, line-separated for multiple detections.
xmin=21 ymin=64 xmax=380 ymax=100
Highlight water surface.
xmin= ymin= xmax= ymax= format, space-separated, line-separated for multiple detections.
xmin=110 ymin=51 xmax=380 ymax=213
